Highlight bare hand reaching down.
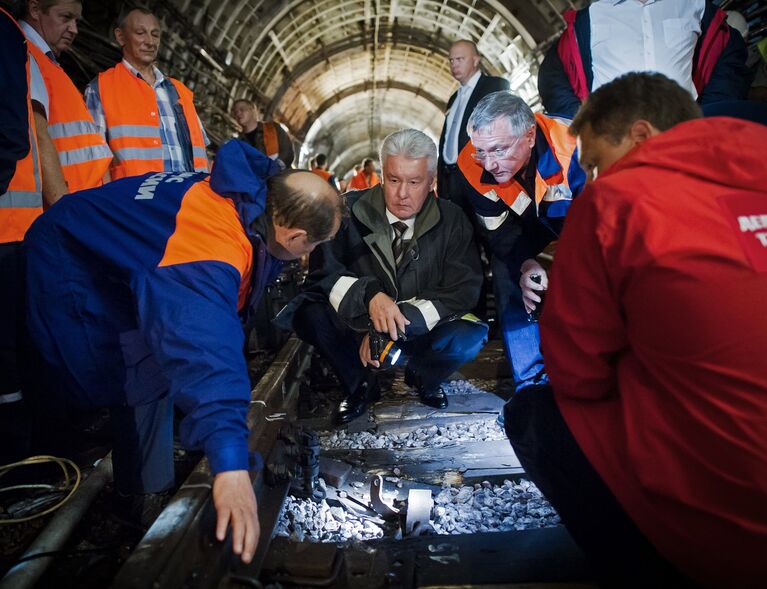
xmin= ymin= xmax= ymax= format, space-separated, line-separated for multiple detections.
xmin=213 ymin=470 xmax=260 ymax=564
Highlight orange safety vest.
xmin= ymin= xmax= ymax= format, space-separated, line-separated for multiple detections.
xmin=348 ymin=171 xmax=380 ymax=191
xmin=97 ymin=62 xmax=209 ymax=180
xmin=2 ymin=10 xmax=43 ymax=243
xmin=26 ymin=41 xmax=111 ymax=193
xmin=262 ymin=122 xmax=279 ymax=159
xmin=312 ymin=167 xmax=333 ymax=182
xmin=457 ymin=113 xmax=578 ymax=229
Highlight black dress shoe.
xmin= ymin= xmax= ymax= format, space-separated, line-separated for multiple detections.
xmin=418 ymin=385 xmax=448 ymax=409
xmin=336 ymin=395 xmax=368 ymax=424
xmin=404 ymin=367 xmax=417 ymax=388
xmin=336 ymin=379 xmax=380 ymax=425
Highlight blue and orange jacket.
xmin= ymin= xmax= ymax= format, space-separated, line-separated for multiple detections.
xmin=457 ymin=113 xmax=585 ymax=272
xmin=25 ymin=141 xmax=281 ymax=474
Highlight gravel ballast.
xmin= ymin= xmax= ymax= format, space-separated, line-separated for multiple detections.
xmin=320 ymin=421 xmax=506 ymax=450
xmin=275 ymin=479 xmax=559 ymax=543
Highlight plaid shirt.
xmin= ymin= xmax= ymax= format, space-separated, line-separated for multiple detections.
xmin=85 ymin=60 xmax=208 ymax=173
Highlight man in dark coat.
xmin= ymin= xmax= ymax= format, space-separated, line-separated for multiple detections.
xmin=438 ymin=40 xmax=509 ymax=220
xmin=231 ymin=98 xmax=295 ymax=169
xmin=281 ymin=129 xmax=488 ymax=424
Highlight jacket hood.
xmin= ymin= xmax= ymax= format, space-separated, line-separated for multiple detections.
xmin=209 ymin=139 xmax=281 ymax=237
xmin=603 ymin=117 xmax=765 ymax=191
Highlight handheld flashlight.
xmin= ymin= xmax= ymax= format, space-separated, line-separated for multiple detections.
xmin=368 ymin=325 xmax=407 ymax=367
xmin=527 ymin=273 xmax=546 ymax=322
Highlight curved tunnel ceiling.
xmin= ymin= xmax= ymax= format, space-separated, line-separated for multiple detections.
xmin=162 ymin=0 xmax=585 ymax=175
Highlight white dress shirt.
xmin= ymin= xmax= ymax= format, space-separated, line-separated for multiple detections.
xmin=443 ymin=69 xmax=482 ymax=163
xmin=386 ymin=208 xmax=416 ymax=241
xmin=19 ymin=20 xmax=51 ymax=116
xmin=590 ymin=0 xmax=706 ymax=98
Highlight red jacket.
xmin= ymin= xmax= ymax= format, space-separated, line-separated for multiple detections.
xmin=541 ymin=117 xmax=767 ymax=587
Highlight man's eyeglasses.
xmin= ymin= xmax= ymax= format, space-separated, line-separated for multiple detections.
xmin=470 ymin=135 xmax=525 ymax=162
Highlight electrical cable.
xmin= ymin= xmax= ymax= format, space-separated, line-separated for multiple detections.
xmin=0 ymin=455 xmax=82 ymax=524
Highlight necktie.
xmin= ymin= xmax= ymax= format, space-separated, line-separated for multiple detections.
xmin=391 ymin=221 xmax=409 ymax=266
xmin=444 ymin=86 xmax=467 ymax=163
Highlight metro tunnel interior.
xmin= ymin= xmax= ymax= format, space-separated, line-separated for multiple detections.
xmin=2 ymin=0 xmax=767 ymax=588
xmin=53 ymin=0 xmax=585 ymax=176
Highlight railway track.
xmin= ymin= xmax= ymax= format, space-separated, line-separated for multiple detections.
xmin=2 ymin=336 xmax=595 ymax=588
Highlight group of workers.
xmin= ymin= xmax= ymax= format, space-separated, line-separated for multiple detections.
xmin=1 ymin=0 xmax=766 ymax=586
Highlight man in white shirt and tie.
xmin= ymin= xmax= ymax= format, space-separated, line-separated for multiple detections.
xmin=280 ymin=129 xmax=488 ymax=424
xmin=438 ymin=40 xmax=509 ymax=223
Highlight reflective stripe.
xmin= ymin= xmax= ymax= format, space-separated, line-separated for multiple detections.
xmin=476 ymin=210 xmax=509 ymax=231
xmin=403 ymin=298 xmax=441 ymax=331
xmin=30 ymin=127 xmax=42 ymax=193
xmin=59 ymin=144 xmax=113 ymax=167
xmin=329 ymin=276 xmax=359 ymax=312
xmin=0 ymin=190 xmax=43 ymax=208
xmin=109 ymin=124 xmax=159 ymax=139
xmin=48 ymin=119 xmax=101 ymax=140
xmin=192 ymin=146 xmax=207 ymax=159
xmin=113 ymin=147 xmax=164 ymax=161
xmin=547 ymin=115 xmax=573 ymax=126
xmin=0 ymin=392 xmax=23 ymax=405
xmin=542 ymin=183 xmax=573 ymax=202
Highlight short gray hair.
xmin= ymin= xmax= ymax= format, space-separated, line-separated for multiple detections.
xmin=116 ymin=5 xmax=156 ymax=30
xmin=379 ymin=129 xmax=437 ymax=177
xmin=467 ymin=91 xmax=535 ymax=138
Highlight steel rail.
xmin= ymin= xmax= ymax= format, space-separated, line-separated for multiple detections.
xmin=0 ymin=455 xmax=114 ymax=589
xmin=112 ymin=337 xmax=312 ymax=589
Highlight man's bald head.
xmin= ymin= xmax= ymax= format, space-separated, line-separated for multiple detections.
xmin=450 ymin=40 xmax=479 ymax=55
xmin=448 ymin=39 xmax=481 ymax=84
xmin=266 ymin=170 xmax=345 ymax=259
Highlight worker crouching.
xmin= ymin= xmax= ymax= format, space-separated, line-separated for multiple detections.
xmin=24 ymin=140 xmax=344 ymax=564
xmin=280 ymin=129 xmax=488 ymax=424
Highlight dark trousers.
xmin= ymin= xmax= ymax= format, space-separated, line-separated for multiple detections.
xmin=109 ymin=330 xmax=175 ymax=495
xmin=25 ymin=223 xmax=175 ymax=495
xmin=504 ymin=385 xmax=699 ymax=588
xmin=294 ymin=302 xmax=488 ymax=396
xmin=492 ymin=256 xmax=547 ymax=390
xmin=0 ymin=242 xmax=31 ymax=463
xmin=111 ymin=394 xmax=175 ymax=495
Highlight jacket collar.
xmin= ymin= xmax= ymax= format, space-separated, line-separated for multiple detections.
xmin=209 ymin=139 xmax=281 ymax=239
xmin=352 ymin=185 xmax=441 ymax=285
xmin=352 ymin=184 xmax=441 ymax=238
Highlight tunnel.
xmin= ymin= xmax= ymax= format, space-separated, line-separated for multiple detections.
xmin=3 ymin=1 xmax=767 ymax=587
xmin=57 ymin=0 xmax=585 ymax=179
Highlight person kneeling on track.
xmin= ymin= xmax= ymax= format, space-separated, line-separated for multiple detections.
xmin=279 ymin=129 xmax=488 ymax=424
xmin=24 ymin=140 xmax=344 ymax=564
xmin=505 ymin=72 xmax=767 ymax=588
xmin=458 ymin=90 xmax=586 ymax=392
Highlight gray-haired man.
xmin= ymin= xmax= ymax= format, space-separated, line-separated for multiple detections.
xmin=282 ymin=129 xmax=488 ymax=423
xmin=456 ymin=91 xmax=586 ymax=392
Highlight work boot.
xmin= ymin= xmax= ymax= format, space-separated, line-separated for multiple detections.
xmin=336 ymin=378 xmax=380 ymax=425
xmin=405 ymin=369 xmax=448 ymax=409
xmin=418 ymin=384 xmax=448 ymax=409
